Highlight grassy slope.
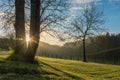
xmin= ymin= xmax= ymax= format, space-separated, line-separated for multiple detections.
xmin=0 ymin=51 xmax=120 ymax=80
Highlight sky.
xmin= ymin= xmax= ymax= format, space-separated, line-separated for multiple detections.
xmin=70 ymin=0 xmax=120 ymax=33
xmin=103 ymin=0 xmax=120 ymax=33
xmin=41 ymin=0 xmax=120 ymax=45
xmin=0 ymin=0 xmax=120 ymax=46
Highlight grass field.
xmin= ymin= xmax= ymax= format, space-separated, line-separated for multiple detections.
xmin=0 ymin=51 xmax=120 ymax=80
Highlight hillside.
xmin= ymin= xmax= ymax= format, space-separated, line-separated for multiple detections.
xmin=36 ymin=42 xmax=120 ymax=65
xmin=37 ymin=42 xmax=79 ymax=56
xmin=0 ymin=51 xmax=120 ymax=80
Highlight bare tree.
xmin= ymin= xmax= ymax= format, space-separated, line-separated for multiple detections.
xmin=0 ymin=0 xmax=26 ymax=61
xmin=69 ymin=3 xmax=105 ymax=62
xmin=0 ymin=0 xmax=69 ymax=62
xmin=0 ymin=0 xmax=15 ymax=32
xmin=25 ymin=0 xmax=69 ymax=62
xmin=25 ymin=0 xmax=40 ymax=62
xmin=14 ymin=0 xmax=26 ymax=61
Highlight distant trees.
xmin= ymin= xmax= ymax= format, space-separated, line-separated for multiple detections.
xmin=0 ymin=38 xmax=15 ymax=50
xmin=90 ymin=33 xmax=120 ymax=51
xmin=69 ymin=3 xmax=105 ymax=62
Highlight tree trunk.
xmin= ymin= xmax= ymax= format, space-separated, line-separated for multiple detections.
xmin=26 ymin=0 xmax=40 ymax=62
xmin=14 ymin=0 xmax=26 ymax=61
xmin=83 ymin=38 xmax=87 ymax=62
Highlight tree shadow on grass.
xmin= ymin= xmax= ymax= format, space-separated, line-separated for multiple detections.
xmin=0 ymin=52 xmax=50 ymax=80
xmin=0 ymin=51 xmax=84 ymax=80
xmin=40 ymin=61 xmax=85 ymax=80
xmin=0 ymin=59 xmax=45 ymax=80
xmin=0 ymin=59 xmax=84 ymax=80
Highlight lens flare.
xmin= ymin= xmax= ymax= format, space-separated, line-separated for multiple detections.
xmin=26 ymin=35 xmax=30 ymax=42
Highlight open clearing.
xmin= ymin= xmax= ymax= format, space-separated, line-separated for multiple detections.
xmin=0 ymin=51 xmax=120 ymax=80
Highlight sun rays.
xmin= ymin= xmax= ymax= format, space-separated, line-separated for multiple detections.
xmin=26 ymin=34 xmax=31 ymax=42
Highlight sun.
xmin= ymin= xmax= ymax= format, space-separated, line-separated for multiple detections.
xmin=26 ymin=35 xmax=30 ymax=42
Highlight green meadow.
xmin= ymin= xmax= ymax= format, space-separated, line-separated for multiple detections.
xmin=0 ymin=51 xmax=120 ymax=80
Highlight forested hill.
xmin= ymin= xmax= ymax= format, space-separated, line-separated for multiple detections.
xmin=37 ymin=42 xmax=79 ymax=56
xmin=37 ymin=33 xmax=120 ymax=56
xmin=37 ymin=33 xmax=120 ymax=64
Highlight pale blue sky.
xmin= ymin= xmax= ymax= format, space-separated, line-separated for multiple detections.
xmin=102 ymin=0 xmax=120 ymax=33
xmin=70 ymin=0 xmax=120 ymax=33
xmin=0 ymin=0 xmax=120 ymax=33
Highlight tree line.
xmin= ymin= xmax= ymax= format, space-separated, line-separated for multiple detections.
xmin=38 ymin=33 xmax=120 ymax=64
xmin=63 ymin=32 xmax=120 ymax=54
xmin=1 ymin=32 xmax=120 ymax=56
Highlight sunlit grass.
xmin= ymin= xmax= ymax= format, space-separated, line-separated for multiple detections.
xmin=0 ymin=51 xmax=120 ymax=80
xmin=39 ymin=57 xmax=120 ymax=80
